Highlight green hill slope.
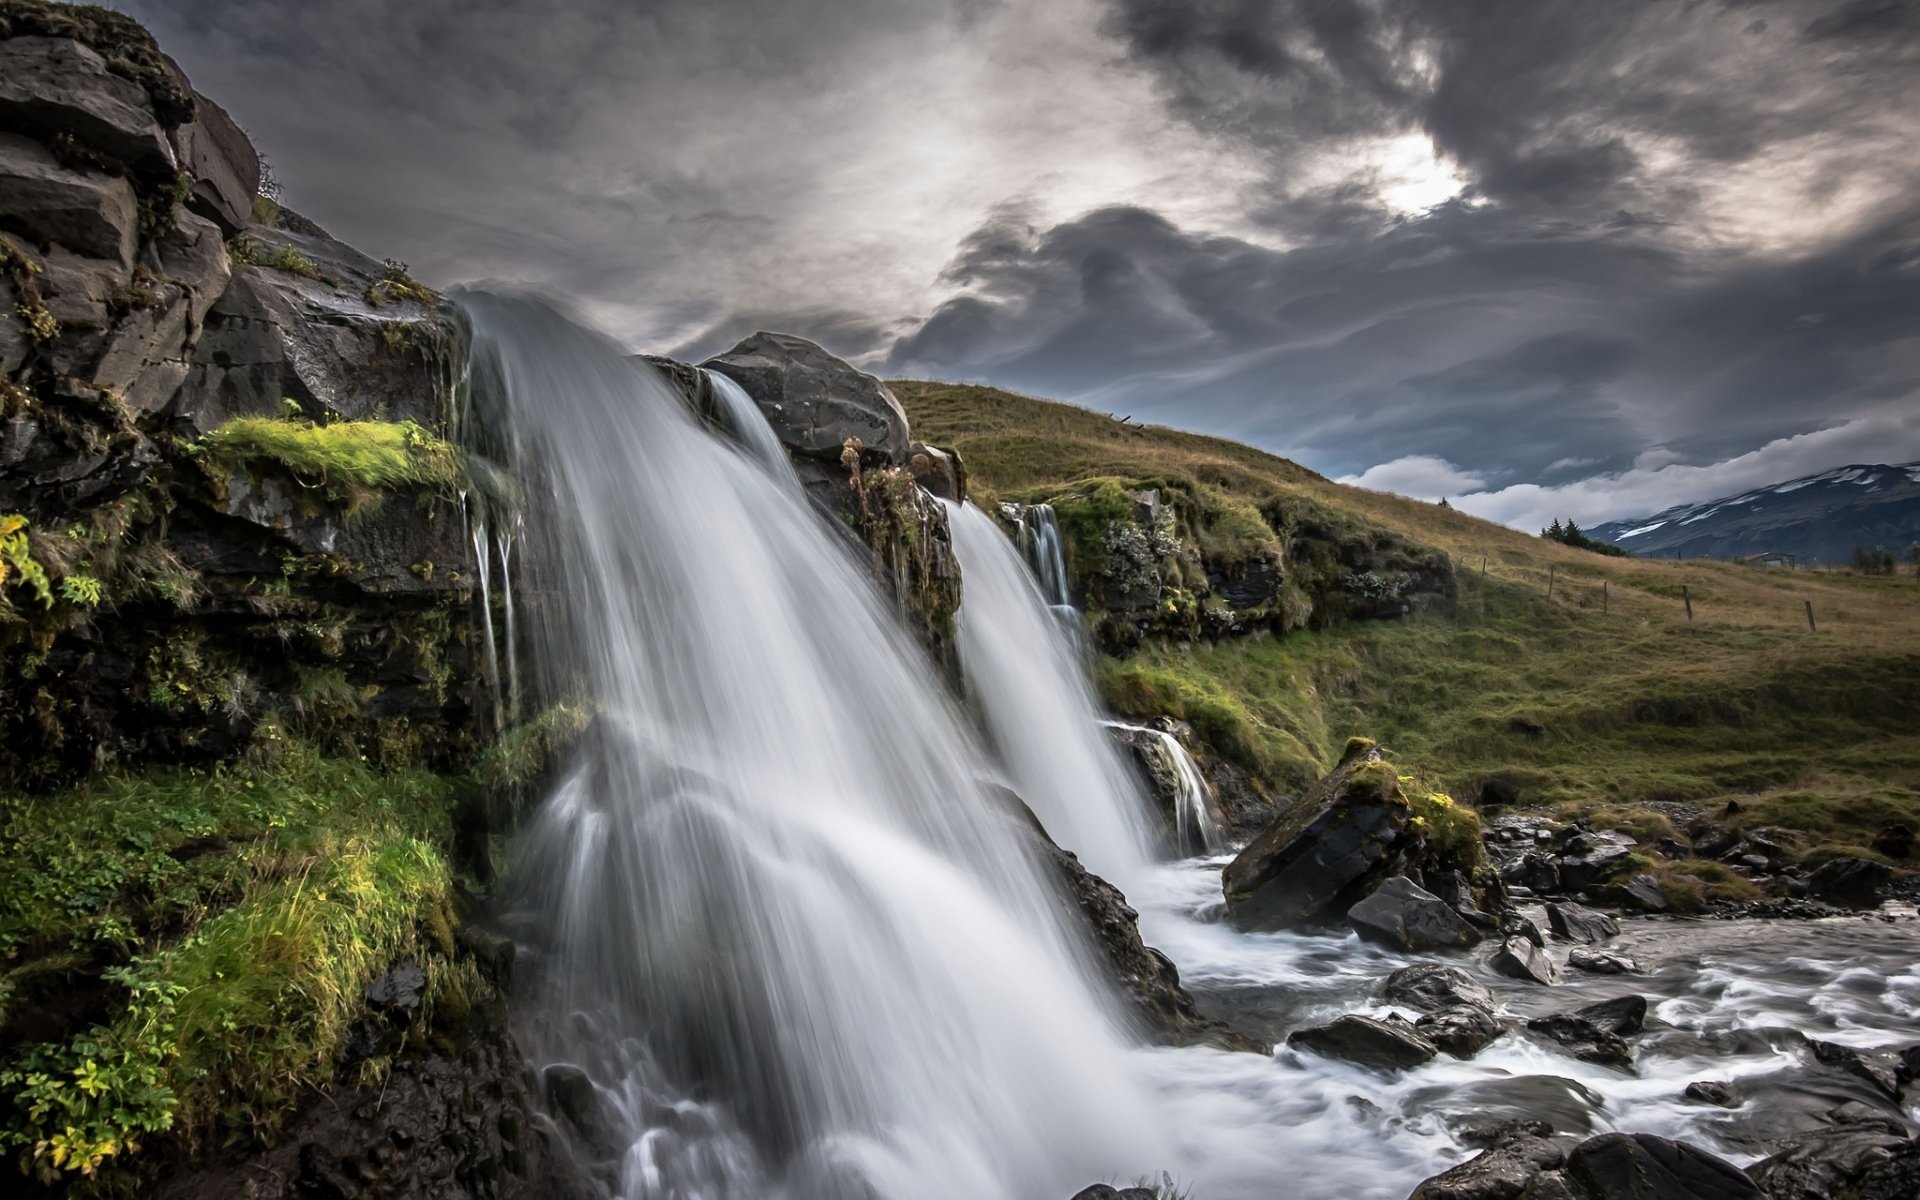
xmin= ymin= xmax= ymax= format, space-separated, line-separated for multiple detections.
xmin=895 ymin=380 xmax=1920 ymax=896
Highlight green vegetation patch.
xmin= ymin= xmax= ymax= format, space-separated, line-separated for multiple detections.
xmin=196 ymin=417 xmax=464 ymax=504
xmin=0 ymin=746 xmax=466 ymax=1180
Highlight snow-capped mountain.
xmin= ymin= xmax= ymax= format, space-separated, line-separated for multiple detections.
xmin=1587 ymin=462 xmax=1920 ymax=564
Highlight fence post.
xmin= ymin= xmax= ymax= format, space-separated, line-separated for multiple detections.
xmin=1805 ymin=599 xmax=1816 ymax=632
xmin=1683 ymin=584 xmax=1693 ymax=621
xmin=1480 ymin=555 xmax=1487 ymax=580
xmin=1602 ymin=579 xmax=1608 ymax=614
xmin=1547 ymin=565 xmax=1555 ymax=599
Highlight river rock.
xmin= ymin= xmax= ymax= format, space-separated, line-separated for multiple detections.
xmin=1622 ymin=875 xmax=1670 ymax=913
xmin=1492 ymin=936 xmax=1558 ymax=985
xmin=1560 ymin=1132 xmax=1762 ymax=1199
xmin=1503 ymin=851 xmax=1562 ymax=894
xmin=906 ymin=441 xmax=965 ymax=501
xmin=1808 ymin=856 xmax=1892 ymax=908
xmin=1287 ymin=1014 xmax=1438 ymax=1071
xmin=1683 ymin=1080 xmax=1737 ymax=1108
xmin=1527 ymin=1012 xmax=1635 ymax=1070
xmin=1409 ymin=1122 xmax=1565 ymax=1200
xmin=1809 ymin=1039 xmax=1902 ymax=1100
xmin=1385 ymin=964 xmax=1498 ymax=1015
xmin=1569 ymin=948 xmax=1640 ymax=975
xmin=703 ymin=330 xmax=911 ymax=467
xmin=1558 ymin=833 xmax=1637 ymax=892
xmin=1348 ymin=875 xmax=1484 ymax=951
xmin=1546 ymin=902 xmax=1619 ymax=945
xmin=1069 ymin=1187 xmax=1156 ymax=1200
xmin=1504 ymin=913 xmax=1548 ymax=948
xmin=1419 ymin=1004 xmax=1506 ymax=1059
xmin=1578 ymin=995 xmax=1648 ymax=1036
xmin=1746 ymin=1126 xmax=1916 ymax=1200
xmin=1223 ymin=744 xmax=1414 ymax=929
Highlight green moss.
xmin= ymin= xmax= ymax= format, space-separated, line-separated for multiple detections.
xmin=196 ymin=417 xmax=464 ymax=501
xmin=1405 ymin=781 xmax=1483 ymax=876
xmin=0 ymin=746 xmax=465 ymax=1177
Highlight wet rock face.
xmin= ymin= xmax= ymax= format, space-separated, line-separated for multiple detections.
xmin=1385 ymin=964 xmax=1499 ymax=1016
xmin=1222 ymin=746 xmax=1415 ymax=930
xmin=1491 ymin=936 xmax=1559 ymax=986
xmin=1409 ymin=1121 xmax=1564 ymax=1200
xmin=1547 ymin=902 xmax=1620 ymax=946
xmin=0 ymin=19 xmax=479 ymax=785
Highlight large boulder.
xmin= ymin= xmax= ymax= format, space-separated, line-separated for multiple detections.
xmin=1222 ymin=744 xmax=1415 ymax=929
xmin=1526 ymin=1012 xmax=1635 ymax=1070
xmin=1410 ymin=1122 xmax=1564 ymax=1200
xmin=1748 ymin=1128 xmax=1920 ymax=1200
xmin=1546 ymin=902 xmax=1619 ymax=945
xmin=1286 ymin=1014 xmax=1437 ymax=1071
xmin=1808 ymin=856 xmax=1892 ymax=908
xmin=702 ymin=331 xmax=910 ymax=468
xmin=1413 ymin=1131 xmax=1763 ymax=1200
xmin=1491 ymin=936 xmax=1559 ymax=986
xmin=1384 ymin=964 xmax=1498 ymax=1015
xmin=1418 ymin=1005 xmax=1506 ymax=1060
xmin=1348 ymin=875 xmax=1483 ymax=951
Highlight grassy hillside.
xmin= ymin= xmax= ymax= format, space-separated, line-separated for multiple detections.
xmin=896 ymin=380 xmax=1920 ymax=889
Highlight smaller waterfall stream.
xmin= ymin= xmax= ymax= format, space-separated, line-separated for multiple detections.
xmin=1105 ymin=721 xmax=1225 ymax=855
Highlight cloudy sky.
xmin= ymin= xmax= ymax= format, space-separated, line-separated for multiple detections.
xmin=127 ymin=0 xmax=1920 ymax=529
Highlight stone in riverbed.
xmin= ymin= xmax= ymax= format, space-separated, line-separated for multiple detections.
xmin=1223 ymin=744 xmax=1415 ymax=930
xmin=1809 ymin=1039 xmax=1902 ymax=1101
xmin=1568 ymin=948 xmax=1640 ymax=975
xmin=1418 ymin=1005 xmax=1506 ymax=1059
xmin=1576 ymin=994 xmax=1647 ymax=1036
xmin=1070 ymin=1187 xmax=1156 ymax=1200
xmin=1682 ymin=1080 xmax=1737 ymax=1107
xmin=1408 ymin=1122 xmax=1564 ymax=1200
xmin=1745 ymin=1126 xmax=1914 ymax=1200
xmin=1561 ymin=1132 xmax=1762 ymax=1199
xmin=1384 ymin=964 xmax=1498 ymax=1015
xmin=1348 ymin=875 xmax=1484 ymax=951
xmin=1527 ymin=1013 xmax=1634 ymax=1070
xmin=1491 ymin=936 xmax=1558 ymax=985
xmin=1808 ymin=856 xmax=1892 ymax=908
xmin=1286 ymin=1014 xmax=1438 ymax=1071
xmin=1622 ymin=874 xmax=1670 ymax=913
xmin=1546 ymin=902 xmax=1619 ymax=945
xmin=1503 ymin=850 xmax=1562 ymax=894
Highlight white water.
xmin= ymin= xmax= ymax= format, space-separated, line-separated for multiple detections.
xmin=946 ymin=500 xmax=1157 ymax=887
xmin=703 ymin=367 xmax=796 ymax=482
xmin=458 ymin=291 xmax=1920 ymax=1200
xmin=1016 ymin=502 xmax=1074 ymax=611
xmin=1108 ymin=721 xmax=1225 ymax=856
xmin=459 ymin=292 xmax=1166 ymax=1199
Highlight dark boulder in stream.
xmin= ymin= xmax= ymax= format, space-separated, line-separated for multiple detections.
xmin=1349 ymin=874 xmax=1485 ymax=951
xmin=1411 ymin=1130 xmax=1763 ymax=1200
xmin=1547 ymin=902 xmax=1620 ymax=945
xmin=1287 ymin=1014 xmax=1439 ymax=1071
xmin=1492 ymin=936 xmax=1559 ymax=985
xmin=1385 ymin=964 xmax=1499 ymax=1015
xmin=1223 ymin=743 xmax=1416 ymax=929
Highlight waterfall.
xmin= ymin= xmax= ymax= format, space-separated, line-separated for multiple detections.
xmin=945 ymin=501 xmax=1158 ymax=888
xmin=1107 ymin=722 xmax=1225 ymax=856
xmin=1016 ymin=502 xmax=1073 ymax=610
xmin=703 ymin=367 xmax=797 ymax=482
xmin=455 ymin=291 xmax=1164 ymax=1200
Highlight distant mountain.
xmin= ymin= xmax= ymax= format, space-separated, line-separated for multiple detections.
xmin=1588 ymin=462 xmax=1920 ymax=564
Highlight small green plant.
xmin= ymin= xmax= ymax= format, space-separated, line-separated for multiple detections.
xmin=57 ymin=574 xmax=103 ymax=607
xmin=365 ymin=259 xmax=437 ymax=308
xmin=0 ymin=969 xmax=184 ymax=1179
xmin=1 ymin=514 xmax=53 ymax=609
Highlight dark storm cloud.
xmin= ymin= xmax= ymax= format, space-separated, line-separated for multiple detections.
xmin=117 ymin=0 xmax=1920 ymax=527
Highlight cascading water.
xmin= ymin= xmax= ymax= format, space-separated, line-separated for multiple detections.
xmin=1016 ymin=503 xmax=1074 ymax=611
xmin=1106 ymin=722 xmax=1225 ymax=856
xmin=455 ymin=291 xmax=1167 ymax=1200
xmin=945 ymin=500 xmax=1157 ymax=887
xmin=703 ymin=367 xmax=796 ymax=482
